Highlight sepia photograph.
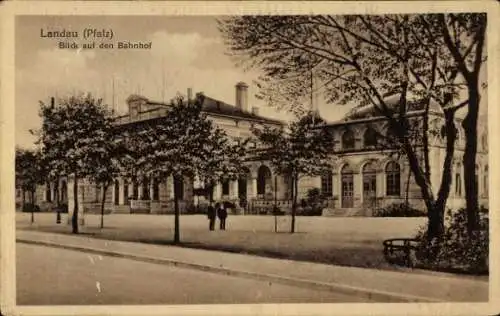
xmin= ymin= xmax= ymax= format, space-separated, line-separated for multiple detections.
xmin=1 ymin=2 xmax=498 ymax=315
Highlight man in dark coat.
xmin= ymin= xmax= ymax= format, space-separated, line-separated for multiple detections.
xmin=207 ymin=203 xmax=216 ymax=231
xmin=217 ymin=202 xmax=228 ymax=230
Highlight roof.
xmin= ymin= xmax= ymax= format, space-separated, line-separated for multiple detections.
xmin=342 ymin=94 xmax=443 ymax=121
xmin=117 ymin=93 xmax=284 ymax=126
xmin=197 ymin=94 xmax=283 ymax=125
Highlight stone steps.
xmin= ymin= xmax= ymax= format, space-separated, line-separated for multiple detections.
xmin=322 ymin=208 xmax=366 ymax=217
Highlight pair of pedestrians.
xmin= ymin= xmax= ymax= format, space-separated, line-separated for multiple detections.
xmin=207 ymin=202 xmax=228 ymax=231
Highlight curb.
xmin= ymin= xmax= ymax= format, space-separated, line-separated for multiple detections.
xmin=17 ymin=238 xmax=443 ymax=303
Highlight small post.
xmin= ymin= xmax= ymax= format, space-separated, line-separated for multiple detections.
xmin=274 ymin=175 xmax=278 ymax=233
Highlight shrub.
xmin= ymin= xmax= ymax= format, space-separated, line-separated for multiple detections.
xmin=54 ymin=203 xmax=68 ymax=213
xmin=297 ymin=188 xmax=325 ymax=216
xmin=186 ymin=203 xmax=208 ymax=214
xmin=374 ymin=203 xmax=426 ymax=217
xmin=239 ymin=195 xmax=247 ymax=209
xmin=415 ymin=207 xmax=489 ymax=274
xmin=22 ymin=203 xmax=40 ymax=213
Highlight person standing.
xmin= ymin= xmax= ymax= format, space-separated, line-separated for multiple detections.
xmin=207 ymin=203 xmax=216 ymax=231
xmin=217 ymin=202 xmax=228 ymax=230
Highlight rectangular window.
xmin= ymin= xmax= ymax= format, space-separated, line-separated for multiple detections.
xmin=152 ymin=180 xmax=160 ymax=201
xmin=46 ymin=183 xmax=52 ymax=202
xmin=321 ymin=174 xmax=333 ymax=197
xmin=386 ymin=174 xmax=400 ymax=196
xmin=484 ymin=175 xmax=488 ymax=197
xmin=222 ymin=180 xmax=230 ymax=195
xmin=455 ymin=173 xmax=461 ymax=196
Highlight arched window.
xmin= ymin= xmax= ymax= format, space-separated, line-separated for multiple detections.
xmin=95 ymin=183 xmax=101 ymax=202
xmin=132 ymin=178 xmax=138 ymax=200
xmin=45 ymin=182 xmax=52 ymax=202
xmin=364 ymin=127 xmax=378 ymax=147
xmin=123 ymin=179 xmax=129 ymax=204
xmin=321 ymin=170 xmax=333 ymax=197
xmin=386 ymin=161 xmax=401 ymax=196
xmin=484 ymin=165 xmax=489 ymax=197
xmin=455 ymin=164 xmax=462 ymax=196
xmin=152 ymin=178 xmax=159 ymax=201
xmin=222 ymin=179 xmax=230 ymax=196
xmin=238 ymin=167 xmax=250 ymax=199
xmin=173 ymin=176 xmax=184 ymax=200
xmin=342 ymin=130 xmax=355 ymax=150
xmin=114 ymin=180 xmax=119 ymax=205
xmin=482 ymin=134 xmax=488 ymax=151
xmin=257 ymin=165 xmax=272 ymax=195
xmin=61 ymin=180 xmax=67 ymax=202
xmin=142 ymin=176 xmax=149 ymax=200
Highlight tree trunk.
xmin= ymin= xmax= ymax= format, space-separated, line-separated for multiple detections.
xmin=405 ymin=167 xmax=411 ymax=215
xmin=55 ymin=181 xmax=60 ymax=207
xmin=435 ymin=110 xmax=459 ymax=214
xmin=100 ymin=183 xmax=108 ymax=229
xmin=30 ymin=190 xmax=35 ymax=224
xmin=463 ymin=84 xmax=480 ymax=235
xmin=427 ymin=202 xmax=445 ymax=240
xmin=22 ymin=190 xmax=26 ymax=210
xmin=290 ymin=175 xmax=297 ymax=234
xmin=72 ymin=176 xmax=79 ymax=234
xmin=422 ymin=101 xmax=431 ymax=182
xmin=401 ymin=139 xmax=443 ymax=239
xmin=173 ymin=175 xmax=181 ymax=244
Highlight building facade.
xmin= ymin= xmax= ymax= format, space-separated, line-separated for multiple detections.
xmin=26 ymin=83 xmax=488 ymax=216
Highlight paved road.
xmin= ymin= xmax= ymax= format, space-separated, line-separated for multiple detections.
xmin=17 ymin=243 xmax=368 ymax=305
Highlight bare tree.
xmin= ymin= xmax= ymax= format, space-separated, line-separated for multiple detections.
xmin=219 ymin=14 xmax=475 ymax=239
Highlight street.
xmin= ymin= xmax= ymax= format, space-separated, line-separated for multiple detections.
xmin=17 ymin=243 xmax=369 ymax=305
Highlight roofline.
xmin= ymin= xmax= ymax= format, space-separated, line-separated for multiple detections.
xmin=323 ymin=109 xmax=447 ymax=128
xmin=204 ymin=111 xmax=284 ymax=126
xmin=113 ymin=108 xmax=285 ymax=127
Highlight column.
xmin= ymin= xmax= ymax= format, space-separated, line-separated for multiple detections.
xmin=138 ymin=183 xmax=143 ymax=200
xmin=128 ymin=180 xmax=134 ymax=199
xmin=169 ymin=176 xmax=175 ymax=199
xmin=250 ymin=178 xmax=257 ymax=198
xmin=376 ymin=172 xmax=384 ymax=198
xmin=118 ymin=178 xmax=125 ymax=205
xmin=50 ymin=183 xmax=55 ymax=202
xmin=214 ymin=183 xmax=222 ymax=201
xmin=149 ymin=181 xmax=154 ymax=201
xmin=231 ymin=180 xmax=239 ymax=200
xmin=354 ymin=172 xmax=363 ymax=207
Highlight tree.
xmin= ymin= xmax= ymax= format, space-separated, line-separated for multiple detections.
xmin=129 ymin=95 xmax=247 ymax=243
xmin=37 ymin=93 xmax=115 ymax=234
xmin=252 ymin=112 xmax=334 ymax=233
xmin=15 ymin=148 xmax=44 ymax=223
xmin=87 ymin=118 xmax=121 ymax=229
xmin=219 ymin=14 xmax=477 ymax=239
xmin=434 ymin=13 xmax=487 ymax=234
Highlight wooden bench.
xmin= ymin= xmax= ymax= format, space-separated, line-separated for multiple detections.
xmin=383 ymin=238 xmax=420 ymax=268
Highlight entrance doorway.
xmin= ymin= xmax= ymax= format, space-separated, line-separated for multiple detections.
xmin=362 ymin=162 xmax=377 ymax=208
xmin=341 ymin=164 xmax=354 ymax=208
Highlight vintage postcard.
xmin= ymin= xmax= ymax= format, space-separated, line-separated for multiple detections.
xmin=1 ymin=1 xmax=499 ymax=315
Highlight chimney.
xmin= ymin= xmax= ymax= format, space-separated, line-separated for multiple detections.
xmin=51 ymin=97 xmax=55 ymax=107
xmin=251 ymin=106 xmax=259 ymax=116
xmin=187 ymin=88 xmax=193 ymax=102
xmin=235 ymin=81 xmax=249 ymax=112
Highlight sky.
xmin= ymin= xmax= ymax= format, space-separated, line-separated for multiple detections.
xmin=15 ymin=15 xmax=355 ymax=149
xmin=15 ymin=15 xmax=487 ymax=149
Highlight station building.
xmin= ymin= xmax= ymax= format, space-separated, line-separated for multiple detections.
xmin=23 ymin=83 xmax=489 ymax=216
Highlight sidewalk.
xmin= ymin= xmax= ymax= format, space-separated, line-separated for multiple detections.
xmin=16 ymin=230 xmax=488 ymax=303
